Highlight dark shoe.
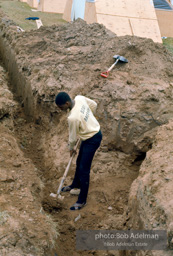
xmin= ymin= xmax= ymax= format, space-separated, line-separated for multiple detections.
xmin=61 ymin=186 xmax=72 ymax=192
xmin=70 ymin=202 xmax=86 ymax=211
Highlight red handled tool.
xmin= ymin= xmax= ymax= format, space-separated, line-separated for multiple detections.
xmin=101 ymin=55 xmax=128 ymax=78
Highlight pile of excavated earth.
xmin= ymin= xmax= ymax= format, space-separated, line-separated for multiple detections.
xmin=0 ymin=8 xmax=173 ymax=256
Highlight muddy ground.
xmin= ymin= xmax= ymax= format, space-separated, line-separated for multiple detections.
xmin=0 ymin=9 xmax=173 ymax=256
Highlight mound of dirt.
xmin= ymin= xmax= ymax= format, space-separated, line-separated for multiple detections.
xmin=0 ymin=11 xmax=173 ymax=256
xmin=1 ymin=17 xmax=173 ymax=155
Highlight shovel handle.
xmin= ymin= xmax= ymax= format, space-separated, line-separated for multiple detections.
xmin=101 ymin=59 xmax=119 ymax=78
xmin=101 ymin=71 xmax=109 ymax=78
xmin=57 ymin=139 xmax=81 ymax=195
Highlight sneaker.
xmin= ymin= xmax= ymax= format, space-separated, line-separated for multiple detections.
xmin=70 ymin=188 xmax=80 ymax=195
xmin=70 ymin=202 xmax=86 ymax=211
xmin=61 ymin=186 xmax=72 ymax=192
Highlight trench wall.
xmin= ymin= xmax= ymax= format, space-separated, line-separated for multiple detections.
xmin=0 ymin=19 xmax=58 ymax=256
xmin=0 ymin=27 xmax=36 ymax=120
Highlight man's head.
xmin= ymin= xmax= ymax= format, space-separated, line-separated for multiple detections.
xmin=55 ymin=92 xmax=72 ymax=111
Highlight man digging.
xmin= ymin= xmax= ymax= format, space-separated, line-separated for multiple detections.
xmin=55 ymin=92 xmax=102 ymax=210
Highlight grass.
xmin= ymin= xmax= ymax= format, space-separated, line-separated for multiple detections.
xmin=162 ymin=37 xmax=173 ymax=55
xmin=0 ymin=0 xmax=66 ymax=31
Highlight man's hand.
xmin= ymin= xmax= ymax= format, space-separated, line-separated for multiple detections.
xmin=70 ymin=149 xmax=77 ymax=157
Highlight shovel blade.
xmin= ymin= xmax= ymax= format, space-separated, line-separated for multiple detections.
xmin=113 ymin=55 xmax=128 ymax=63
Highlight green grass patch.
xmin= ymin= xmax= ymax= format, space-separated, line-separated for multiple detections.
xmin=0 ymin=0 xmax=66 ymax=31
xmin=162 ymin=37 xmax=173 ymax=55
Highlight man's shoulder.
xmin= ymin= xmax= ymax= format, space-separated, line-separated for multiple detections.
xmin=75 ymin=95 xmax=85 ymax=101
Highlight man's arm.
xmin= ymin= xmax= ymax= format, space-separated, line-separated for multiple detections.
xmin=84 ymin=96 xmax=97 ymax=114
xmin=68 ymin=117 xmax=80 ymax=151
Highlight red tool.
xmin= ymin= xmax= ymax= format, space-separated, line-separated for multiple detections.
xmin=101 ymin=55 xmax=128 ymax=78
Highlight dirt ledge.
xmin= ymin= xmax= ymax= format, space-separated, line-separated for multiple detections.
xmin=0 ymin=69 xmax=58 ymax=255
xmin=127 ymin=120 xmax=173 ymax=256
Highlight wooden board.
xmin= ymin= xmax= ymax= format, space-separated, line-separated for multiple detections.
xmin=96 ymin=0 xmax=127 ymax=17
xmin=37 ymin=0 xmax=44 ymax=11
xmin=38 ymin=0 xmax=66 ymax=13
xmin=95 ymin=0 xmax=162 ymax=42
xmin=156 ymin=9 xmax=173 ymax=37
xmin=95 ymin=0 xmax=157 ymax=19
xmin=125 ymin=0 xmax=157 ymax=19
xmin=63 ymin=0 xmax=73 ymax=22
xmin=97 ymin=15 xmax=132 ymax=36
xmin=27 ymin=0 xmax=38 ymax=8
xmin=130 ymin=18 xmax=162 ymax=43
xmin=84 ymin=2 xmax=97 ymax=24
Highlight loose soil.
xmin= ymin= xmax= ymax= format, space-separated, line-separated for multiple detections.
xmin=0 ymin=57 xmax=140 ymax=256
xmin=14 ymin=104 xmax=140 ymax=256
xmin=0 ymin=6 xmax=173 ymax=256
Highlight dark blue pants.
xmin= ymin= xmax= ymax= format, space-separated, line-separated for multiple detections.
xmin=71 ymin=130 xmax=102 ymax=204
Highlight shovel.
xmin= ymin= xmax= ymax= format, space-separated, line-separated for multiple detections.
xmin=101 ymin=55 xmax=128 ymax=78
xmin=50 ymin=139 xmax=81 ymax=200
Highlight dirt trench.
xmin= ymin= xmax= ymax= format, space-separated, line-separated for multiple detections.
xmin=0 ymin=13 xmax=173 ymax=256
xmin=0 ymin=31 xmax=146 ymax=256
xmin=0 ymin=54 xmax=143 ymax=256
xmin=14 ymin=106 xmax=143 ymax=256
